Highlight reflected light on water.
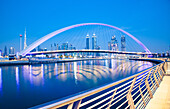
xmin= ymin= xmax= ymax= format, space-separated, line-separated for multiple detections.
xmin=55 ymin=63 xmax=58 ymax=78
xmin=29 ymin=65 xmax=33 ymax=84
xmin=74 ymin=62 xmax=78 ymax=80
xmin=0 ymin=68 xmax=2 ymax=92
xmin=15 ymin=67 xmax=19 ymax=87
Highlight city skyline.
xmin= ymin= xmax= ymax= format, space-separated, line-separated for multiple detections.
xmin=0 ymin=0 xmax=170 ymax=53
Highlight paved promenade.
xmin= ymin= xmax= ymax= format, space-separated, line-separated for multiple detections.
xmin=146 ymin=61 xmax=170 ymax=109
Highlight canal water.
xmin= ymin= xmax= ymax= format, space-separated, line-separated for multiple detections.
xmin=0 ymin=59 xmax=155 ymax=109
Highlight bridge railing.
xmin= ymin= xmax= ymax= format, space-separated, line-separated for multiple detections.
xmin=31 ymin=59 xmax=165 ymax=109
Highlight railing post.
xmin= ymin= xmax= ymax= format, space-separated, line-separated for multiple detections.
xmin=149 ymin=72 xmax=156 ymax=91
xmin=74 ymin=100 xmax=82 ymax=109
xmin=160 ymin=63 xmax=166 ymax=75
xmin=153 ymin=66 xmax=159 ymax=87
xmin=138 ymin=74 xmax=146 ymax=106
xmin=145 ymin=70 xmax=153 ymax=99
xmin=107 ymin=88 xmax=117 ymax=109
xmin=157 ymin=64 xmax=163 ymax=81
xmin=67 ymin=103 xmax=74 ymax=109
xmin=126 ymin=77 xmax=137 ymax=109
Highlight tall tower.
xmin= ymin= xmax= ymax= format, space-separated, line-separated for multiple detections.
xmin=121 ymin=35 xmax=126 ymax=51
xmin=86 ymin=34 xmax=90 ymax=49
xmin=69 ymin=44 xmax=73 ymax=50
xmin=111 ymin=35 xmax=118 ymax=51
xmin=111 ymin=35 xmax=116 ymax=51
xmin=4 ymin=46 xmax=7 ymax=56
xmin=20 ymin=34 xmax=22 ymax=52
xmin=24 ymin=28 xmax=27 ymax=49
xmin=92 ymin=33 xmax=97 ymax=49
xmin=57 ymin=44 xmax=59 ymax=50
xmin=115 ymin=39 xmax=118 ymax=51
xmin=9 ymin=47 xmax=15 ymax=55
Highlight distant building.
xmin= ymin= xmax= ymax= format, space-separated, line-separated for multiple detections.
xmin=51 ymin=44 xmax=53 ymax=51
xmin=121 ymin=35 xmax=126 ymax=51
xmin=62 ymin=42 xmax=68 ymax=50
xmin=20 ymin=34 xmax=22 ymax=52
xmin=115 ymin=39 xmax=118 ymax=51
xmin=92 ymin=33 xmax=97 ymax=49
xmin=9 ymin=47 xmax=15 ymax=55
xmin=73 ymin=47 xmax=76 ymax=50
xmin=4 ymin=46 xmax=7 ymax=56
xmin=38 ymin=46 xmax=43 ymax=51
xmin=24 ymin=28 xmax=27 ymax=49
xmin=58 ymin=46 xmax=61 ymax=50
xmin=56 ymin=44 xmax=60 ymax=50
xmin=43 ymin=48 xmax=47 ymax=51
xmin=69 ymin=44 xmax=73 ymax=50
xmin=111 ymin=35 xmax=118 ymax=51
xmin=54 ymin=43 xmax=56 ymax=50
xmin=108 ymin=42 xmax=111 ymax=50
xmin=86 ymin=34 xmax=90 ymax=49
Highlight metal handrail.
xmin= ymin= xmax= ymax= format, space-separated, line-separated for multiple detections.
xmin=30 ymin=59 xmax=166 ymax=109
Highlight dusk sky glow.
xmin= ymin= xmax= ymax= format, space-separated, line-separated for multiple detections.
xmin=0 ymin=0 xmax=170 ymax=53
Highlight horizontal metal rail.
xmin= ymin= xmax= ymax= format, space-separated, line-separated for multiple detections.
xmin=30 ymin=59 xmax=166 ymax=109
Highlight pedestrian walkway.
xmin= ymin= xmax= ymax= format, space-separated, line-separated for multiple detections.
xmin=146 ymin=61 xmax=170 ymax=109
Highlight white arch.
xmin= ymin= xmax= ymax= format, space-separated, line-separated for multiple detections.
xmin=20 ymin=23 xmax=151 ymax=56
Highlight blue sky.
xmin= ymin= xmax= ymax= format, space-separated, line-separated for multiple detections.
xmin=0 ymin=0 xmax=170 ymax=53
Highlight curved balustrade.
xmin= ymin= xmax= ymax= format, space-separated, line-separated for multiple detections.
xmin=30 ymin=59 xmax=166 ymax=109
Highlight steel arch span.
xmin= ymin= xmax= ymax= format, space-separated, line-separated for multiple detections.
xmin=20 ymin=23 xmax=151 ymax=56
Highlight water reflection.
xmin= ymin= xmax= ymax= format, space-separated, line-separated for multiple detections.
xmin=15 ymin=67 xmax=19 ymax=90
xmin=0 ymin=59 xmax=156 ymax=109
xmin=0 ymin=68 xmax=2 ymax=93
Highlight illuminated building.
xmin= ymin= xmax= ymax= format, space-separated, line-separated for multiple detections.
xmin=86 ymin=34 xmax=90 ymax=49
xmin=92 ymin=33 xmax=97 ymax=49
xmin=121 ymin=35 xmax=126 ymax=51
xmin=9 ymin=47 xmax=15 ymax=55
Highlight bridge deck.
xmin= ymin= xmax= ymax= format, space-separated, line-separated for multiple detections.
xmin=146 ymin=61 xmax=170 ymax=109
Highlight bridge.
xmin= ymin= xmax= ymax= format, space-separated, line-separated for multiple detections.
xmin=20 ymin=23 xmax=151 ymax=56
xmin=26 ymin=49 xmax=157 ymax=56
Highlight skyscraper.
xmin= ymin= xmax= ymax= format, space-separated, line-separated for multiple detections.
xmin=24 ymin=28 xmax=27 ymax=49
xmin=51 ymin=44 xmax=53 ymax=51
xmin=20 ymin=34 xmax=22 ymax=52
xmin=38 ymin=46 xmax=43 ymax=51
xmin=4 ymin=46 xmax=7 ymax=56
xmin=54 ymin=43 xmax=56 ymax=50
xmin=9 ymin=47 xmax=15 ymax=55
xmin=92 ymin=33 xmax=97 ymax=49
xmin=86 ymin=34 xmax=90 ymax=49
xmin=69 ymin=44 xmax=73 ymax=50
xmin=62 ymin=42 xmax=68 ymax=50
xmin=115 ymin=39 xmax=118 ymax=51
xmin=111 ymin=35 xmax=118 ymax=51
xmin=121 ymin=35 xmax=126 ymax=51
xmin=57 ymin=44 xmax=59 ymax=50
